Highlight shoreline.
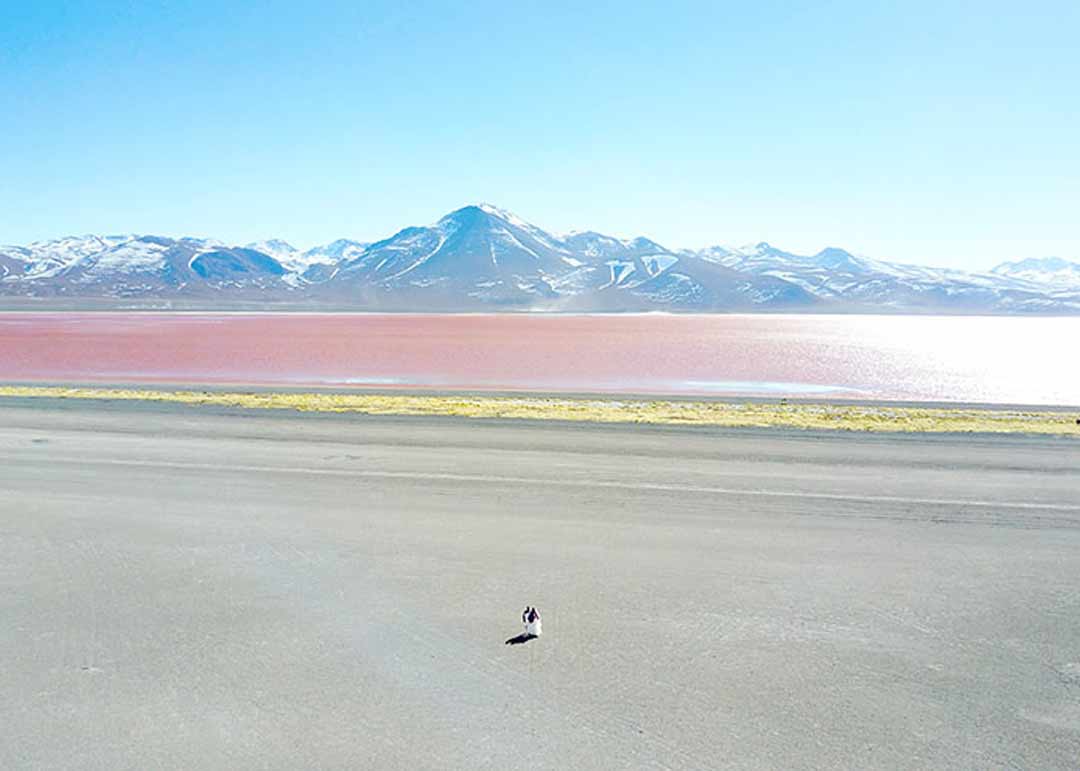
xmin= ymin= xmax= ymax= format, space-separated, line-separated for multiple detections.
xmin=2 ymin=384 xmax=1077 ymax=435
xmin=1 ymin=305 xmax=1078 ymax=318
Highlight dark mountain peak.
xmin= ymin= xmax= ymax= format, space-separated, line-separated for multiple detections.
xmin=813 ymin=247 xmax=863 ymax=270
xmin=627 ymin=236 xmax=669 ymax=253
xmin=134 ymin=235 xmax=176 ymax=247
xmin=439 ymin=204 xmax=488 ymax=225
xmin=740 ymin=241 xmax=801 ymax=261
xmin=739 ymin=242 xmax=790 ymax=259
xmin=190 ymin=247 xmax=286 ymax=279
xmin=331 ymin=203 xmax=571 ymax=295
xmin=438 ymin=203 xmax=535 ymax=233
xmin=475 ymin=202 xmax=521 ymax=220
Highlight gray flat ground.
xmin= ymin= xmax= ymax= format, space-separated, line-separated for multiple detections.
xmin=1 ymin=399 xmax=1078 ymax=770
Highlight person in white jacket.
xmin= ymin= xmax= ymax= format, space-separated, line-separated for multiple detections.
xmin=524 ymin=606 xmax=541 ymax=637
xmin=506 ymin=606 xmax=543 ymax=645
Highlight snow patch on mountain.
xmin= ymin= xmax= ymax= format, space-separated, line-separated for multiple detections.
xmin=477 ymin=203 xmax=569 ymax=255
xmin=81 ymin=239 xmax=171 ymax=276
xmin=246 ymin=239 xmax=297 ymax=264
xmin=297 ymin=239 xmax=369 ymax=270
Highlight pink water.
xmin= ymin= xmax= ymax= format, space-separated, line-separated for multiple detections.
xmin=1 ymin=313 xmax=1077 ymax=406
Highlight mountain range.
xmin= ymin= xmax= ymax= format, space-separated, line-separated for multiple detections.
xmin=2 ymin=204 xmax=1078 ymax=313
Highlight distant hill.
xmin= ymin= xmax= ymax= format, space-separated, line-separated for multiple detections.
xmin=990 ymin=257 xmax=1080 ymax=290
xmin=2 ymin=205 xmax=1078 ymax=313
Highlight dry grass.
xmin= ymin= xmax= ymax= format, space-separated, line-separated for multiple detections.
xmin=2 ymin=385 xmax=1078 ymax=435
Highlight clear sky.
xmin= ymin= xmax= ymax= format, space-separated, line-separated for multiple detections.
xmin=2 ymin=1 xmax=1077 ymax=269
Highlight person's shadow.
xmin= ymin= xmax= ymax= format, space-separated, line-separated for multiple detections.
xmin=504 ymin=633 xmax=538 ymax=645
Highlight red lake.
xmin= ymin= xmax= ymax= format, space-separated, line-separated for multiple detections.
xmin=1 ymin=313 xmax=1078 ymax=406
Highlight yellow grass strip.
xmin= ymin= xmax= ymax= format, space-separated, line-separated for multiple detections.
xmin=0 ymin=386 xmax=1077 ymax=435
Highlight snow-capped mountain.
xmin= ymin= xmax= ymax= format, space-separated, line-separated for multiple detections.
xmin=547 ymin=232 xmax=812 ymax=310
xmin=300 ymin=239 xmax=368 ymax=264
xmin=2 ymin=206 xmax=1077 ymax=313
xmin=0 ymin=234 xmax=132 ymax=281
xmin=246 ymin=239 xmax=298 ymax=266
xmin=309 ymin=205 xmax=817 ymax=310
xmin=991 ymin=257 xmax=1080 ymax=289
xmin=290 ymin=239 xmax=370 ymax=282
xmin=245 ymin=238 xmax=373 ymax=282
xmin=321 ymin=205 xmax=573 ymax=306
xmin=1 ymin=235 xmax=288 ymax=298
xmin=690 ymin=243 xmax=1080 ymax=314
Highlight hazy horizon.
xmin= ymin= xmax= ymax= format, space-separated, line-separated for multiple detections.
xmin=3 ymin=1 xmax=1077 ymax=270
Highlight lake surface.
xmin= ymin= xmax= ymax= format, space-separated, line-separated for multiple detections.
xmin=1 ymin=313 xmax=1078 ymax=406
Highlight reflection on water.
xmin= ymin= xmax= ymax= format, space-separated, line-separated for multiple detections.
xmin=0 ymin=313 xmax=1077 ymax=406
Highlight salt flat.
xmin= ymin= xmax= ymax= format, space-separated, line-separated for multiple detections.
xmin=1 ymin=399 xmax=1078 ymax=769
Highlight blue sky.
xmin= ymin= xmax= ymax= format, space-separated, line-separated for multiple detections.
xmin=1 ymin=1 xmax=1077 ymax=269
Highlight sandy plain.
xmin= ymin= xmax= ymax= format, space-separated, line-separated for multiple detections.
xmin=2 ymin=397 xmax=1079 ymax=769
